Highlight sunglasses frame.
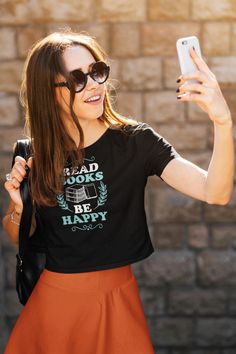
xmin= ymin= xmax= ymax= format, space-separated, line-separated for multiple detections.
xmin=54 ymin=61 xmax=110 ymax=93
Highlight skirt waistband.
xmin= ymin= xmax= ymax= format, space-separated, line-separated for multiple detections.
xmin=39 ymin=265 xmax=134 ymax=293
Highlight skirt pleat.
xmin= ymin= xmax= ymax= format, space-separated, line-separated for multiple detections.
xmin=4 ymin=265 xmax=155 ymax=354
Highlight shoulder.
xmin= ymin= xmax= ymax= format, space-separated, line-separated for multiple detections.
xmin=108 ymin=121 xmax=161 ymax=150
xmin=121 ymin=122 xmax=151 ymax=135
xmin=120 ymin=122 xmax=163 ymax=146
xmin=112 ymin=122 xmax=156 ymax=141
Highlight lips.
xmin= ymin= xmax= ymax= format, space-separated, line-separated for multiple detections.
xmin=84 ymin=94 xmax=102 ymax=103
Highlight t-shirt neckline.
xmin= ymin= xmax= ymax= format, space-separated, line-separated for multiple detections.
xmin=83 ymin=127 xmax=111 ymax=150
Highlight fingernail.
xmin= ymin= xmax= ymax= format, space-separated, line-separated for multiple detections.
xmin=176 ymin=88 xmax=180 ymax=93
xmin=176 ymin=78 xmax=181 ymax=83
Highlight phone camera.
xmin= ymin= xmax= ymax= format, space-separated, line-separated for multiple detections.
xmin=182 ymin=40 xmax=188 ymax=45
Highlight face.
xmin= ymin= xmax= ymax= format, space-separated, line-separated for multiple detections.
xmin=55 ymin=45 xmax=107 ymax=125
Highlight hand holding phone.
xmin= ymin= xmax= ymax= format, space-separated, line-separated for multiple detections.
xmin=175 ymin=36 xmax=231 ymax=125
xmin=176 ymin=36 xmax=202 ymax=85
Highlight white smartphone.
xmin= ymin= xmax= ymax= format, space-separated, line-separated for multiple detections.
xmin=176 ymin=36 xmax=202 ymax=84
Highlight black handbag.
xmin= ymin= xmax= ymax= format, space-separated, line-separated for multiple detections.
xmin=12 ymin=139 xmax=47 ymax=306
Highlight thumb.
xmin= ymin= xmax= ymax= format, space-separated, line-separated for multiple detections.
xmin=26 ymin=156 xmax=33 ymax=169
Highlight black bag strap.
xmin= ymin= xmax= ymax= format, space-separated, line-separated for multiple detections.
xmin=12 ymin=139 xmax=33 ymax=257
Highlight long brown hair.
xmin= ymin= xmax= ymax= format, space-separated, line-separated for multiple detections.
xmin=19 ymin=30 xmax=138 ymax=207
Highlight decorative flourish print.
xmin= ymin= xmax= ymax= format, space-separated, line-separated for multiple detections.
xmin=84 ymin=156 xmax=95 ymax=162
xmin=72 ymin=224 xmax=103 ymax=231
xmin=57 ymin=194 xmax=73 ymax=212
xmin=94 ymin=181 xmax=107 ymax=210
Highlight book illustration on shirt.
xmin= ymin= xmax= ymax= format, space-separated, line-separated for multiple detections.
xmin=65 ymin=184 xmax=97 ymax=203
xmin=57 ymin=156 xmax=109 ymax=230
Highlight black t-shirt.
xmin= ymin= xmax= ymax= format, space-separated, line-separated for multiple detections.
xmin=36 ymin=122 xmax=180 ymax=273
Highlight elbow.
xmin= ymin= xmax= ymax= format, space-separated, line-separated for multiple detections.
xmin=206 ymin=199 xmax=227 ymax=205
xmin=212 ymin=199 xmax=229 ymax=206
xmin=205 ymin=185 xmax=234 ymax=206
xmin=206 ymin=195 xmax=232 ymax=205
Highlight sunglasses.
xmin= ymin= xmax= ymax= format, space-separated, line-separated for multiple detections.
xmin=54 ymin=61 xmax=110 ymax=93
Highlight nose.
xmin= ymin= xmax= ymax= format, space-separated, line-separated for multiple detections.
xmin=86 ymin=74 xmax=99 ymax=90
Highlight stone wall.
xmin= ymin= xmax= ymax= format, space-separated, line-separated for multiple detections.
xmin=1 ymin=0 xmax=236 ymax=353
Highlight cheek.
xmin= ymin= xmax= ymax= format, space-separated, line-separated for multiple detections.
xmin=72 ymin=94 xmax=86 ymax=114
xmin=55 ymin=89 xmax=71 ymax=113
xmin=56 ymin=89 xmax=85 ymax=117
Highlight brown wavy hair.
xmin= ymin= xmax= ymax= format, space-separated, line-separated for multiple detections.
xmin=19 ymin=30 xmax=138 ymax=207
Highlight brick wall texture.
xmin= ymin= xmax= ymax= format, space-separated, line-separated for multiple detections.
xmin=1 ymin=0 xmax=236 ymax=353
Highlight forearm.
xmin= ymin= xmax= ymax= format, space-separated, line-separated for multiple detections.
xmin=2 ymin=205 xmax=36 ymax=245
xmin=205 ymin=116 xmax=235 ymax=204
xmin=2 ymin=206 xmax=23 ymax=245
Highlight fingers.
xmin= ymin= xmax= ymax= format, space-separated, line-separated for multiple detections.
xmin=13 ymin=156 xmax=29 ymax=177
xmin=177 ymin=70 xmax=207 ymax=85
xmin=189 ymin=47 xmax=210 ymax=73
xmin=177 ymin=92 xmax=208 ymax=103
xmin=5 ymin=156 xmax=31 ymax=191
xmin=15 ymin=155 xmax=29 ymax=167
xmin=177 ymin=45 xmax=217 ymax=86
xmin=176 ymin=82 xmax=209 ymax=102
xmin=5 ymin=177 xmax=21 ymax=189
xmin=177 ymin=83 xmax=209 ymax=95
xmin=4 ymin=177 xmax=21 ymax=191
xmin=27 ymin=156 xmax=33 ymax=169
xmin=13 ymin=163 xmax=26 ymax=181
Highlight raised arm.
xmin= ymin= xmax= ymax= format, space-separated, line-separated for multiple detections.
xmin=160 ymin=47 xmax=234 ymax=205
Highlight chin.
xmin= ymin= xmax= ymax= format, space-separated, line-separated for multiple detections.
xmin=78 ymin=115 xmax=102 ymax=122
xmin=78 ymin=110 xmax=105 ymax=121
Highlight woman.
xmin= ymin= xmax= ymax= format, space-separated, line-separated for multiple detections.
xmin=2 ymin=30 xmax=234 ymax=353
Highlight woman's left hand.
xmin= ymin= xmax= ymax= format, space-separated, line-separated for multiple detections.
xmin=176 ymin=47 xmax=231 ymax=125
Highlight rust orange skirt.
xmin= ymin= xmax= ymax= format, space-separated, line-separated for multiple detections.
xmin=4 ymin=265 xmax=155 ymax=354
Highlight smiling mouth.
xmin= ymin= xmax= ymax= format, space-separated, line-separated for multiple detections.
xmin=84 ymin=95 xmax=102 ymax=103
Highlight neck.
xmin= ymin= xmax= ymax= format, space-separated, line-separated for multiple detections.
xmin=65 ymin=118 xmax=108 ymax=148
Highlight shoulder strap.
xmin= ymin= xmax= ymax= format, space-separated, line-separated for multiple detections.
xmin=11 ymin=139 xmax=32 ymax=167
xmin=12 ymin=139 xmax=34 ymax=256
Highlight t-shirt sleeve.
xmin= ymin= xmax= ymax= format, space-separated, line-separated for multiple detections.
xmin=141 ymin=123 xmax=180 ymax=179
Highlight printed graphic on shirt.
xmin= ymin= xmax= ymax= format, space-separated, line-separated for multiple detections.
xmin=56 ymin=156 xmax=108 ymax=231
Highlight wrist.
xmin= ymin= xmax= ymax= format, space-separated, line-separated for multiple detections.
xmin=14 ymin=205 xmax=23 ymax=214
xmin=213 ymin=119 xmax=233 ymax=130
xmin=9 ymin=208 xmax=22 ymax=226
xmin=212 ymin=113 xmax=233 ymax=127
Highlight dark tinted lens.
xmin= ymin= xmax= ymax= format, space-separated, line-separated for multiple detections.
xmin=71 ymin=70 xmax=86 ymax=92
xmin=91 ymin=62 xmax=109 ymax=83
